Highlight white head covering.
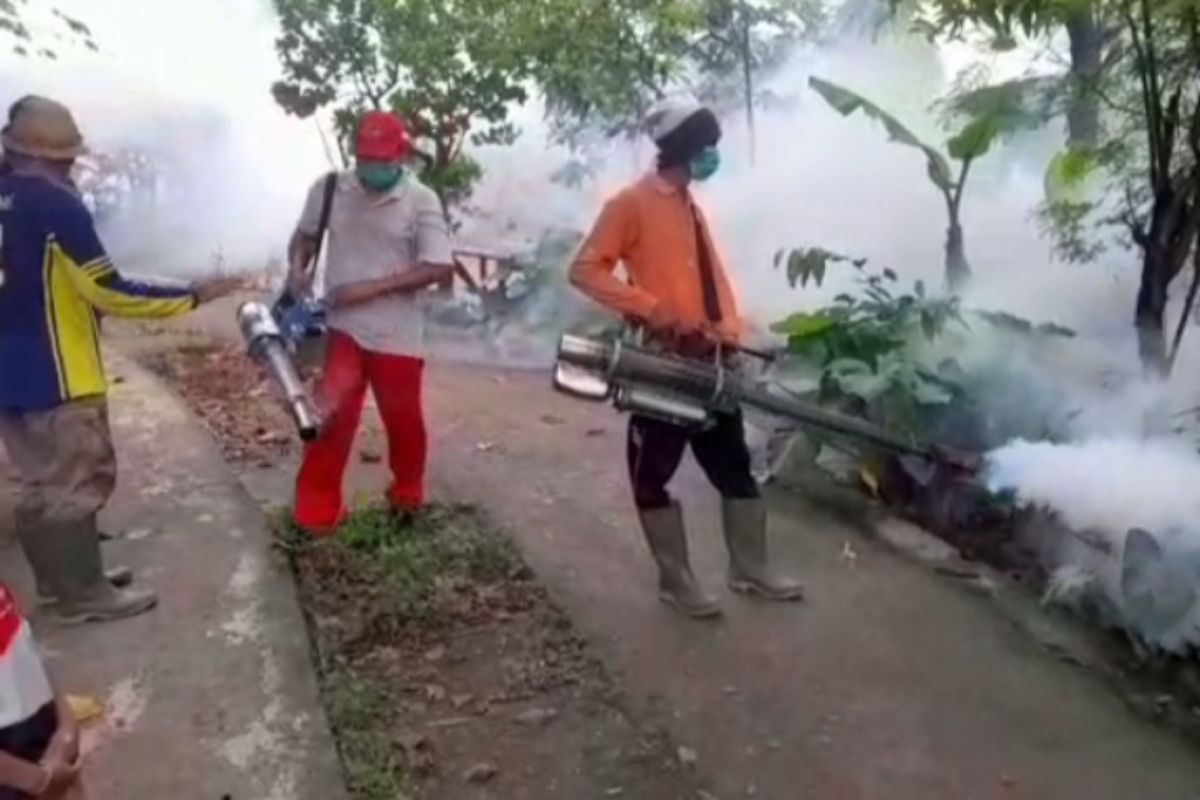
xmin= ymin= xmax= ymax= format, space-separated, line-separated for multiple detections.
xmin=643 ymin=97 xmax=705 ymax=143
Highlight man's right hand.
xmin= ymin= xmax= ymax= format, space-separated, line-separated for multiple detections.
xmin=285 ymin=265 xmax=313 ymax=297
xmin=35 ymin=752 xmax=80 ymax=799
xmin=192 ymin=276 xmax=247 ymax=306
xmin=645 ymin=304 xmax=689 ymax=338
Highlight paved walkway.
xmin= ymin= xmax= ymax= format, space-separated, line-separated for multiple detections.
xmin=0 ymin=353 xmax=345 ymax=800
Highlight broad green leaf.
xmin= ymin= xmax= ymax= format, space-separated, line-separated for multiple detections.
xmin=947 ymin=76 xmax=1059 ymax=134
xmin=809 ymin=76 xmax=955 ymax=193
xmin=1035 ymin=322 xmax=1076 ymax=338
xmin=947 ymin=114 xmax=1002 ymax=161
xmin=976 ymin=309 xmax=1076 ymax=338
xmin=826 ymin=357 xmax=872 ymax=376
xmin=976 ymin=309 xmax=1032 ymax=333
xmin=1045 ymin=146 xmax=1100 ymax=205
xmin=828 ymin=358 xmax=893 ymax=402
xmin=770 ymin=311 xmax=836 ymax=338
xmin=783 ymin=247 xmax=843 ymax=288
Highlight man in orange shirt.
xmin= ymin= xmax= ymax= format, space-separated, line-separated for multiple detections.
xmin=569 ymin=101 xmax=803 ymax=619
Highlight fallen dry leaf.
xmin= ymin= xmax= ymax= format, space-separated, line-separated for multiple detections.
xmin=464 ymin=761 xmax=499 ymax=784
xmin=514 ymin=707 xmax=558 ymax=726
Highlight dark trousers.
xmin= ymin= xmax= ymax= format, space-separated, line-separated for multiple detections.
xmin=0 ymin=703 xmax=56 ymax=800
xmin=626 ymin=412 xmax=760 ymax=510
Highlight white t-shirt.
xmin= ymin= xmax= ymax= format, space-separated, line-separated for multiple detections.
xmin=0 ymin=584 xmax=53 ymax=730
xmin=296 ymin=170 xmax=454 ymax=356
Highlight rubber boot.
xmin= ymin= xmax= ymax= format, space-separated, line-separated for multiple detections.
xmin=37 ymin=567 xmax=134 ymax=605
xmin=14 ymin=507 xmax=59 ymax=596
xmin=722 ymin=497 xmax=805 ymax=601
xmin=639 ymin=503 xmax=721 ymax=619
xmin=43 ymin=517 xmax=157 ymax=625
xmin=17 ymin=508 xmax=135 ymax=603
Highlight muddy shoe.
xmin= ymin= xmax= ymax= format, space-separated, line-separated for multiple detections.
xmin=40 ymin=517 xmax=158 ymax=624
xmin=640 ymin=504 xmax=722 ymax=620
xmin=53 ymin=585 xmax=159 ymax=626
xmin=723 ymin=498 xmax=804 ymax=602
xmin=38 ymin=566 xmax=134 ymax=605
xmin=658 ymin=578 xmax=722 ymax=619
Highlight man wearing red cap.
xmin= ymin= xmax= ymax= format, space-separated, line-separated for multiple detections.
xmin=286 ymin=110 xmax=454 ymax=534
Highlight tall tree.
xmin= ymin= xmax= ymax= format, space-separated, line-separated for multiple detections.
xmin=272 ymin=0 xmax=528 ymax=214
xmin=1034 ymin=0 xmax=1200 ymax=374
xmin=1 ymin=0 xmax=95 ymax=59
xmin=689 ymin=0 xmax=825 ymax=161
xmin=526 ymin=0 xmax=823 ymax=157
xmin=903 ymin=0 xmax=1113 ymax=146
xmin=521 ymin=0 xmax=700 ymax=147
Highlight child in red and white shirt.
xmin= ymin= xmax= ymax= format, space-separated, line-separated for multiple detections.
xmin=0 ymin=584 xmax=80 ymax=799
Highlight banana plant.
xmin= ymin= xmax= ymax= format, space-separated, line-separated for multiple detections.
xmin=809 ymin=76 xmax=1006 ymax=292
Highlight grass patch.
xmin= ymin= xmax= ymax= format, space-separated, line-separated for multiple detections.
xmin=325 ymin=668 xmax=412 ymax=800
xmin=336 ymin=504 xmax=521 ymax=614
xmin=280 ymin=503 xmax=523 ymax=619
xmin=276 ymin=503 xmax=533 ymax=799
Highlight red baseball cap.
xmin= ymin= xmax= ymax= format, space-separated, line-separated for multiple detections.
xmin=355 ymin=111 xmax=410 ymax=160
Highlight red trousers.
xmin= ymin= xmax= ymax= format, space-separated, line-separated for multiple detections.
xmin=293 ymin=330 xmax=427 ymax=532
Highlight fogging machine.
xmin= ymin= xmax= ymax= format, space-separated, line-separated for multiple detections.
xmin=237 ymin=300 xmax=321 ymax=441
xmin=552 ymin=333 xmax=980 ymax=473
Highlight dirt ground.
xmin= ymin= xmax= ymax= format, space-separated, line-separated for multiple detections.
xmin=96 ymin=300 xmax=1200 ymax=799
xmin=288 ymin=505 xmax=704 ymax=799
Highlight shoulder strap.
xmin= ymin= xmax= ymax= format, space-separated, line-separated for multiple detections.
xmin=315 ymin=171 xmax=337 ymax=246
xmin=305 ymin=171 xmax=338 ymax=278
xmin=690 ymin=203 xmax=723 ymax=324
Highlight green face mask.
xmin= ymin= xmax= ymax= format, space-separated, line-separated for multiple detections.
xmin=356 ymin=161 xmax=404 ymax=192
xmin=689 ymin=146 xmax=720 ymax=182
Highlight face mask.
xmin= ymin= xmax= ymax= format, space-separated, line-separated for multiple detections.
xmin=356 ymin=161 xmax=404 ymax=192
xmin=689 ymin=146 xmax=720 ymax=182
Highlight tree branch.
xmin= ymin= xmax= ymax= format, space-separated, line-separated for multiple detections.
xmin=1123 ymin=0 xmax=1161 ymax=185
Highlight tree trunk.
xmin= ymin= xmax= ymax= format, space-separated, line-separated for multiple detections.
xmin=1135 ymin=251 xmax=1170 ymax=376
xmin=1065 ymin=7 xmax=1103 ymax=146
xmin=1135 ymin=180 xmax=1200 ymax=374
xmin=944 ymin=220 xmax=970 ymax=293
xmin=740 ymin=6 xmax=756 ymax=165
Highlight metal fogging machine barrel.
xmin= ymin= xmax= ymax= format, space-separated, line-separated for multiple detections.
xmin=552 ymin=333 xmax=981 ymax=473
xmin=237 ymin=301 xmax=321 ymax=441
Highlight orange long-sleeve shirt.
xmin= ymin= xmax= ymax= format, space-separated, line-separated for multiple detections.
xmin=569 ymin=173 xmax=744 ymax=344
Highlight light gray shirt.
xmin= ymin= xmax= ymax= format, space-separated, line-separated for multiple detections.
xmin=297 ymin=170 xmax=453 ymax=355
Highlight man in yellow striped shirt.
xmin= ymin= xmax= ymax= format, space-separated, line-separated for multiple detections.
xmin=0 ymin=96 xmax=237 ymax=624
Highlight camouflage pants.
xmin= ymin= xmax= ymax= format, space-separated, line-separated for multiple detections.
xmin=0 ymin=397 xmax=117 ymax=529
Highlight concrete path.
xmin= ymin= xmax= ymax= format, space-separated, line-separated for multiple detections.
xmin=414 ymin=363 xmax=1200 ymax=800
xmin=0 ymin=353 xmax=346 ymax=800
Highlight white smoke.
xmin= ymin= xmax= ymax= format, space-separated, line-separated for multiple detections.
xmin=5 ymin=0 xmax=326 ymax=278
xmin=988 ymin=439 xmax=1200 ymax=652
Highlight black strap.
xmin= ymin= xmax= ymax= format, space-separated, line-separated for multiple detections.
xmin=690 ymin=204 xmax=723 ymax=323
xmin=305 ymin=171 xmax=338 ymax=279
